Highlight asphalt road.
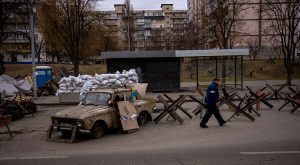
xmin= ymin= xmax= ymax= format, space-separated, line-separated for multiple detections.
xmin=1 ymin=141 xmax=300 ymax=165
xmin=1 ymin=93 xmax=300 ymax=165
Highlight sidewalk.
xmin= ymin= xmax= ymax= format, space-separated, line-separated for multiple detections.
xmin=34 ymin=79 xmax=300 ymax=105
xmin=181 ymin=79 xmax=300 ymax=91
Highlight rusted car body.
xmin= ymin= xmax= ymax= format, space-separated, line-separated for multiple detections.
xmin=47 ymin=88 xmax=156 ymax=142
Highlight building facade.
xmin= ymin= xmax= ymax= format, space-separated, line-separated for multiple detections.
xmin=187 ymin=0 xmax=203 ymax=23
xmin=101 ymin=4 xmax=188 ymax=51
xmin=187 ymin=0 xmax=299 ymax=59
xmin=0 ymin=0 xmax=43 ymax=63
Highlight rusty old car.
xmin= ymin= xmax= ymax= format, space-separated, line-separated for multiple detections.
xmin=47 ymin=88 xmax=156 ymax=142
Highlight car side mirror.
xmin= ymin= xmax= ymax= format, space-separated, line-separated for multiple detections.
xmin=108 ymin=100 xmax=112 ymax=105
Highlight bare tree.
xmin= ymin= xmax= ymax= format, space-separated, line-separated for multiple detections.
xmin=39 ymin=0 xmax=101 ymax=75
xmin=163 ymin=30 xmax=172 ymax=50
xmin=185 ymin=3 xmax=207 ymax=50
xmin=263 ymin=0 xmax=300 ymax=85
xmin=123 ymin=0 xmax=134 ymax=51
xmin=14 ymin=1 xmax=46 ymax=63
xmin=247 ymin=37 xmax=260 ymax=60
xmin=203 ymin=0 xmax=247 ymax=83
xmin=172 ymin=32 xmax=186 ymax=50
xmin=185 ymin=20 xmax=204 ymax=50
xmin=35 ymin=35 xmax=45 ymax=63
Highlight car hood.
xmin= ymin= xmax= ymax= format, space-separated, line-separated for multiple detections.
xmin=53 ymin=105 xmax=110 ymax=120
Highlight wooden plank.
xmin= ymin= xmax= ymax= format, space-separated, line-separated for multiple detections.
xmin=286 ymin=97 xmax=300 ymax=113
xmin=248 ymin=89 xmax=273 ymax=109
xmin=167 ymin=95 xmax=187 ymax=111
xmin=224 ymin=95 xmax=256 ymax=122
xmin=154 ymin=95 xmax=184 ymax=124
xmin=117 ymin=101 xmax=139 ymax=131
xmin=163 ymin=94 xmax=192 ymax=119
xmin=154 ymin=95 xmax=174 ymax=123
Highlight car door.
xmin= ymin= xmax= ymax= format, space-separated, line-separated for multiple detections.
xmin=111 ymin=93 xmax=122 ymax=128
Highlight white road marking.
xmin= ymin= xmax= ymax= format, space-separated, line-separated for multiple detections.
xmin=240 ymin=151 xmax=300 ymax=155
xmin=0 ymin=155 xmax=69 ymax=160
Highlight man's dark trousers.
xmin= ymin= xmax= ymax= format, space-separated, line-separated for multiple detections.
xmin=201 ymin=105 xmax=225 ymax=126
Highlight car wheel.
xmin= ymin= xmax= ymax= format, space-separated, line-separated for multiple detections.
xmin=91 ymin=121 xmax=107 ymax=139
xmin=138 ymin=111 xmax=148 ymax=125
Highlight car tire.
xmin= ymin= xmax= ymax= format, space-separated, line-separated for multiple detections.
xmin=138 ymin=111 xmax=148 ymax=125
xmin=91 ymin=121 xmax=107 ymax=139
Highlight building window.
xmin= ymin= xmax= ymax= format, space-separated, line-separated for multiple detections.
xmin=23 ymin=54 xmax=29 ymax=59
xmin=144 ymin=31 xmax=151 ymax=36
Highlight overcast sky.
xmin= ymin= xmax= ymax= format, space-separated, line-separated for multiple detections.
xmin=98 ymin=0 xmax=188 ymax=11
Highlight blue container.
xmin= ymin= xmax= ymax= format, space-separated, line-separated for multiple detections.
xmin=36 ymin=66 xmax=52 ymax=88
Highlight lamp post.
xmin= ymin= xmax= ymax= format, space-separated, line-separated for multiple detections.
xmin=29 ymin=0 xmax=37 ymax=100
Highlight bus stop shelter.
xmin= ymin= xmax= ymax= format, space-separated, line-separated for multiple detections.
xmin=176 ymin=49 xmax=249 ymax=89
xmin=102 ymin=51 xmax=180 ymax=91
xmin=102 ymin=49 xmax=249 ymax=91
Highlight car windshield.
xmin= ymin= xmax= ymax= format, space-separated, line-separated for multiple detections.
xmin=83 ymin=92 xmax=111 ymax=106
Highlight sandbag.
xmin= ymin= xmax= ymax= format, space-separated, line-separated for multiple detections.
xmin=57 ymin=69 xmax=140 ymax=96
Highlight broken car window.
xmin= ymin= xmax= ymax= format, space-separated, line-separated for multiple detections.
xmin=83 ymin=92 xmax=111 ymax=106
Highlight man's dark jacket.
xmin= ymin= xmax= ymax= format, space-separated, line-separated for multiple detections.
xmin=205 ymin=82 xmax=219 ymax=108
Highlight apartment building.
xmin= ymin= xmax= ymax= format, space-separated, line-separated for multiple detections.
xmin=187 ymin=0 xmax=299 ymax=58
xmin=101 ymin=4 xmax=188 ymax=51
xmin=0 ymin=1 xmax=30 ymax=63
xmin=187 ymin=0 xmax=203 ymax=23
xmin=0 ymin=0 xmax=43 ymax=63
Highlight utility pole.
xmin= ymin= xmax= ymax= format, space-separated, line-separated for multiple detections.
xmin=29 ymin=0 xmax=37 ymax=100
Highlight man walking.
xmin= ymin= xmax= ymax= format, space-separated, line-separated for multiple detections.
xmin=200 ymin=78 xmax=226 ymax=128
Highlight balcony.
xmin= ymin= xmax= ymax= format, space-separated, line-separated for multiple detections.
xmin=144 ymin=25 xmax=152 ymax=29
xmin=171 ymin=16 xmax=187 ymax=19
xmin=3 ymin=38 xmax=29 ymax=44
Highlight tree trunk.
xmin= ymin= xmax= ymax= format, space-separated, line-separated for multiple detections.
xmin=51 ymin=53 xmax=55 ymax=63
xmin=73 ymin=54 xmax=80 ymax=76
xmin=286 ymin=68 xmax=292 ymax=86
xmin=37 ymin=53 xmax=40 ymax=63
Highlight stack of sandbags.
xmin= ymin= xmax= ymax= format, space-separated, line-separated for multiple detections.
xmin=93 ymin=69 xmax=138 ymax=88
xmin=57 ymin=69 xmax=139 ymax=95
xmin=57 ymin=76 xmax=85 ymax=94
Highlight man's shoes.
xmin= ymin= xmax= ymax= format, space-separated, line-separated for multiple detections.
xmin=220 ymin=121 xmax=227 ymax=126
xmin=200 ymin=124 xmax=208 ymax=128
